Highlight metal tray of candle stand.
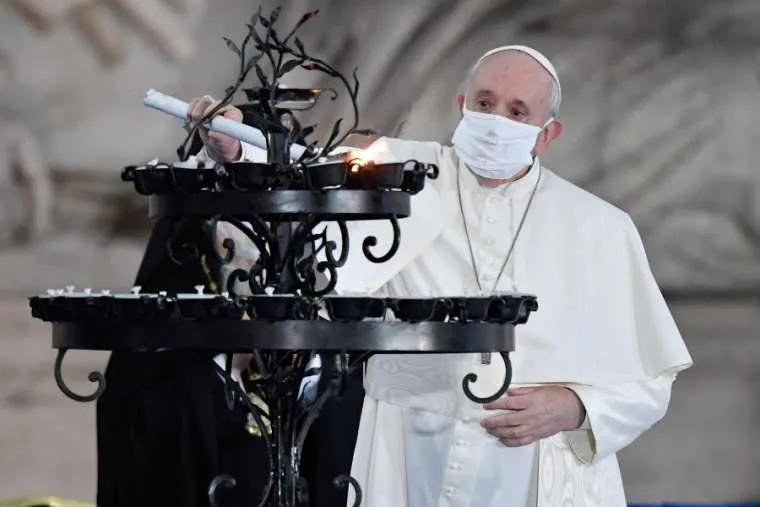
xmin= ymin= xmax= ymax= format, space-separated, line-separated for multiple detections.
xmin=30 ymin=293 xmax=536 ymax=353
xmin=122 ymin=159 xmax=438 ymax=220
xmin=30 ymin=292 xmax=536 ymax=408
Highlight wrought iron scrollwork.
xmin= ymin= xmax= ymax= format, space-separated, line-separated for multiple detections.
xmin=323 ymin=221 xmax=349 ymax=268
xmin=208 ymin=213 xmax=360 ymax=298
xmin=362 ymin=216 xmax=400 ymax=263
xmin=165 ymin=219 xmax=202 ymax=267
xmin=306 ymin=222 xmax=345 ymax=296
xmin=208 ymin=474 xmax=237 ymax=507
xmin=53 ymin=348 xmax=106 ymax=402
xmin=208 ymin=215 xmax=238 ymax=265
xmin=334 ymin=474 xmax=363 ymax=507
xmin=209 ymin=215 xmax=275 ymax=296
xmin=461 ymin=352 xmax=513 ymax=404
xmin=210 ymin=348 xmax=372 ymax=507
xmin=212 ymin=361 xmax=274 ymax=507
xmin=283 ymin=214 xmax=325 ymax=296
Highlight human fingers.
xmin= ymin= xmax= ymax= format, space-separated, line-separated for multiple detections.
xmin=205 ymin=104 xmax=243 ymax=145
xmin=219 ymin=104 xmax=244 ymax=123
xmin=487 ymin=423 xmax=534 ymax=442
xmin=186 ymin=97 xmax=204 ymax=121
xmin=507 ymin=386 xmax=543 ymax=396
xmin=203 ymin=103 xmax=243 ymax=149
xmin=499 ymin=435 xmax=536 ymax=447
xmin=483 ymin=393 xmax=533 ymax=411
xmin=480 ymin=409 xmax=532 ymax=431
xmin=188 ymin=95 xmax=215 ymax=124
xmin=200 ymin=101 xmax=243 ymax=122
xmin=206 ymin=128 xmax=241 ymax=157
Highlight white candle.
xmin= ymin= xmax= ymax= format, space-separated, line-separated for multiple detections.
xmin=143 ymin=89 xmax=307 ymax=159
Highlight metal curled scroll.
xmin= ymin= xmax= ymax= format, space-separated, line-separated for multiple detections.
xmin=461 ymin=352 xmax=512 ymax=404
xmin=165 ymin=220 xmax=201 ymax=266
xmin=312 ymin=258 xmax=339 ymax=296
xmin=305 ymin=221 xmax=349 ymax=296
xmin=208 ymin=215 xmax=236 ymax=265
xmin=284 ymin=215 xmax=322 ymax=280
xmin=362 ymin=216 xmax=400 ymax=263
xmin=213 ymin=215 xmax=273 ymax=266
xmin=283 ymin=215 xmax=337 ymax=297
xmin=212 ymin=362 xmax=274 ymax=507
xmin=224 ymin=267 xmax=254 ymax=297
xmin=211 ymin=215 xmax=278 ymax=294
xmin=208 ymin=474 xmax=237 ymax=507
xmin=324 ymin=221 xmax=349 ymax=267
xmin=53 ymin=348 xmax=106 ymax=403
xmin=333 ymin=475 xmax=362 ymax=507
xmin=225 ymin=215 xmax=274 ymax=264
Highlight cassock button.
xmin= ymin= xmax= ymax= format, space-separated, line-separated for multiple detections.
xmin=482 ymin=274 xmax=494 ymax=282
xmin=484 ymin=237 xmax=495 ymax=246
xmin=444 ymin=486 xmax=455 ymax=496
xmin=456 ymin=439 xmax=467 ymax=447
xmin=486 ymin=216 xmax=497 ymax=223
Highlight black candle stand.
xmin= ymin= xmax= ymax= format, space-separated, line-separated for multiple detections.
xmin=27 ymin=6 xmax=538 ymax=507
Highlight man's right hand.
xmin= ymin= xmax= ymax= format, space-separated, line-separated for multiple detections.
xmin=187 ymin=95 xmax=244 ymax=163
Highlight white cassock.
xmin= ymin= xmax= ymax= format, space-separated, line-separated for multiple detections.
xmin=316 ymin=137 xmax=693 ymax=507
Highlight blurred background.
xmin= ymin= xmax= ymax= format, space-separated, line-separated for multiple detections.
xmin=0 ymin=0 xmax=758 ymax=504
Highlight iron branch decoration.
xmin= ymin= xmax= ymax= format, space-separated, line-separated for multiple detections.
xmin=177 ymin=6 xmax=359 ymax=167
xmin=27 ymin=5 xmax=538 ymax=507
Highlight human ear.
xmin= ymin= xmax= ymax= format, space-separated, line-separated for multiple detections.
xmin=534 ymin=119 xmax=563 ymax=156
xmin=456 ymin=93 xmax=465 ymax=116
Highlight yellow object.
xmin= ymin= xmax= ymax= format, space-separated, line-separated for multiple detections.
xmin=0 ymin=497 xmax=94 ymax=507
xmin=245 ymin=391 xmax=272 ymax=437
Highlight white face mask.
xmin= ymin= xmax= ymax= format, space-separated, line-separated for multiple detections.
xmin=452 ymin=108 xmax=551 ymax=180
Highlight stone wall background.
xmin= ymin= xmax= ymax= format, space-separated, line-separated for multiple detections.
xmin=0 ymin=0 xmax=758 ymax=503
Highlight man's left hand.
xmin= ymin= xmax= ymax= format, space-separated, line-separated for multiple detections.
xmin=480 ymin=386 xmax=585 ymax=447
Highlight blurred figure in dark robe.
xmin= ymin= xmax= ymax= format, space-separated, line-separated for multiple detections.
xmin=95 ymin=216 xmax=269 ymax=507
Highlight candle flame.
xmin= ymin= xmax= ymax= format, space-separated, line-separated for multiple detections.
xmin=345 ymin=139 xmax=387 ymax=170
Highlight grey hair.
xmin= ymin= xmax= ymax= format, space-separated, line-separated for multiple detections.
xmin=547 ymin=77 xmax=561 ymax=118
xmin=462 ymin=50 xmax=561 ymax=120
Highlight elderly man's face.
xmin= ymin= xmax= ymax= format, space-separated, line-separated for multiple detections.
xmin=456 ymin=51 xmax=562 ymax=157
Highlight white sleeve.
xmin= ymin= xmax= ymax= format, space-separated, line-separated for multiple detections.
xmin=195 ymin=145 xmax=218 ymax=164
xmin=196 ymin=141 xmax=268 ymax=164
xmin=562 ymin=373 xmax=676 ymax=463
xmin=239 ymin=141 xmax=268 ymax=162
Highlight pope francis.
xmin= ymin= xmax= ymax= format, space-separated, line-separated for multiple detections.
xmin=190 ymin=44 xmax=693 ymax=507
